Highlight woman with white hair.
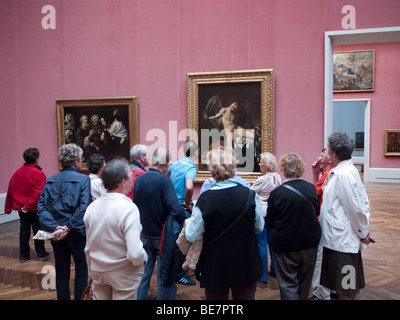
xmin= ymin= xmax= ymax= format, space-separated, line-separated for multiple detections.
xmin=185 ymin=148 xmax=264 ymax=300
xmin=251 ymin=152 xmax=282 ymax=283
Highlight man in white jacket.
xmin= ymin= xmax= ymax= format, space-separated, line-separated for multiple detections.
xmin=84 ymin=159 xmax=147 ymax=300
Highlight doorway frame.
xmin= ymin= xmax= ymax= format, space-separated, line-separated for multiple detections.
xmin=324 ymin=26 xmax=400 ymax=183
xmin=333 ymin=99 xmax=371 ymax=182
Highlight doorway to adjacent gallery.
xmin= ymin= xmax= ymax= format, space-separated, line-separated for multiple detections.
xmin=333 ymin=99 xmax=371 ymax=182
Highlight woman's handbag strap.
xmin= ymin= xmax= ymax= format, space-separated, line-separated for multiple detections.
xmin=206 ymin=189 xmax=254 ymax=248
xmin=282 ymin=184 xmax=316 ymax=214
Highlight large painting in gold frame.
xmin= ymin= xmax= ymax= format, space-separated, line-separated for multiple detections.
xmin=56 ymin=97 xmax=139 ymax=171
xmin=187 ymin=69 xmax=274 ymax=183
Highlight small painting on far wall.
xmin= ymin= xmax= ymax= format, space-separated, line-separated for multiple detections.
xmin=384 ymin=129 xmax=400 ymax=156
xmin=333 ymin=50 xmax=375 ymax=92
xmin=354 ymin=131 xmax=364 ymax=151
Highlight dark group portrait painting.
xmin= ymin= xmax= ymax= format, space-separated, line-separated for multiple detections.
xmin=64 ymin=106 xmax=130 ymax=162
xmin=57 ymin=97 xmax=138 ymax=170
xmin=198 ymin=82 xmax=262 ymax=173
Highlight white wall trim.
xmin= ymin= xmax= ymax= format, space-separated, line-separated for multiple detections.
xmin=369 ymin=168 xmax=400 ymax=183
xmin=0 ymin=193 xmax=19 ymax=224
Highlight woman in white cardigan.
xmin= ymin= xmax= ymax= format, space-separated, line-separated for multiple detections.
xmin=251 ymin=152 xmax=282 ymax=283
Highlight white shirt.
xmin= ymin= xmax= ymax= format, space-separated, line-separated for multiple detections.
xmin=84 ymin=192 xmax=147 ymax=274
xmin=319 ymin=159 xmax=370 ymax=253
xmin=89 ymin=173 xmax=106 ymax=201
xmin=250 ymin=172 xmax=282 ymax=217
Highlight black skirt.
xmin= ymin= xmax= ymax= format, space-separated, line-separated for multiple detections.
xmin=320 ymin=247 xmax=365 ymax=298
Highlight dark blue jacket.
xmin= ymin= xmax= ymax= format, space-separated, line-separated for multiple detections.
xmin=38 ymin=167 xmax=91 ymax=236
xmin=159 ymin=214 xmax=185 ymax=287
xmin=133 ymin=168 xmax=188 ymax=238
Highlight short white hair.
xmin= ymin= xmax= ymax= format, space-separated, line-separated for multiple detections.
xmin=130 ymin=144 xmax=148 ymax=161
xmin=259 ymin=152 xmax=278 ymax=172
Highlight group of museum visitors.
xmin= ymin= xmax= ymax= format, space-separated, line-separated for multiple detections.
xmin=4 ymin=132 xmax=374 ymax=300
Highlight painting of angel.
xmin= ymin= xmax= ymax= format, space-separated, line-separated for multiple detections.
xmin=187 ymin=70 xmax=275 ymax=182
xmin=199 ymin=85 xmax=262 ymax=173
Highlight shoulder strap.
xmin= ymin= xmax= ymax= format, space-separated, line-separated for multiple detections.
xmin=282 ymin=184 xmax=316 ymax=214
xmin=205 ymin=189 xmax=253 ymax=248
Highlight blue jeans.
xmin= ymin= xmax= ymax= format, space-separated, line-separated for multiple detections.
xmin=137 ymin=236 xmax=177 ymax=300
xmin=256 ymin=222 xmax=269 ymax=282
xmin=257 ymin=220 xmax=276 ymax=281
xmin=51 ymin=235 xmax=88 ymax=300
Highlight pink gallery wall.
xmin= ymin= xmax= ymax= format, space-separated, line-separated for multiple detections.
xmin=1 ymin=0 xmax=400 ymax=196
xmin=333 ymin=42 xmax=400 ymax=170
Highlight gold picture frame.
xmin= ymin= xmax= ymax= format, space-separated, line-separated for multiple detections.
xmin=187 ymin=69 xmax=275 ymax=183
xmin=384 ymin=129 xmax=400 ymax=156
xmin=56 ymin=97 xmax=139 ymax=171
xmin=333 ymin=50 xmax=375 ymax=92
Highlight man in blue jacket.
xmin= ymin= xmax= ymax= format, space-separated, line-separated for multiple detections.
xmin=38 ymin=143 xmax=91 ymax=300
xmin=133 ymin=147 xmax=188 ymax=300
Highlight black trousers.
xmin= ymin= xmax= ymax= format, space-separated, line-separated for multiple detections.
xmin=205 ymin=282 xmax=257 ymax=300
xmin=51 ymin=235 xmax=88 ymax=300
xmin=18 ymin=211 xmax=47 ymax=258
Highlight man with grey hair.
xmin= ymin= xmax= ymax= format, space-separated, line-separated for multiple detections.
xmin=38 ymin=143 xmax=91 ymax=300
xmin=127 ymin=144 xmax=149 ymax=199
xmin=133 ymin=147 xmax=188 ymax=300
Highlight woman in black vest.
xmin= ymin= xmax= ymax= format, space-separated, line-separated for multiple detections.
xmin=266 ymin=152 xmax=321 ymax=300
xmin=185 ymin=147 xmax=264 ymax=300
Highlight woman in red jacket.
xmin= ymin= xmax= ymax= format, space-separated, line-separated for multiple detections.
xmin=5 ymin=148 xmax=49 ymax=262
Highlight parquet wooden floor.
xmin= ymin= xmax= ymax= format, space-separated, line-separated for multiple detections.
xmin=0 ymin=182 xmax=399 ymax=300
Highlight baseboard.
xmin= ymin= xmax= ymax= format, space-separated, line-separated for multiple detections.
xmin=369 ymin=168 xmax=400 ymax=183
xmin=0 ymin=193 xmax=19 ymax=224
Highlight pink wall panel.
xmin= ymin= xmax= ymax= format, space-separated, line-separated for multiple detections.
xmin=60 ymin=0 xmax=117 ymax=97
xmin=270 ymin=0 xmax=326 ymax=173
xmin=0 ymin=0 xmax=18 ymax=172
xmin=327 ymin=0 xmax=400 ymax=31
xmin=189 ymin=0 xmax=251 ymax=73
xmin=1 ymin=0 xmax=400 ymax=193
xmin=115 ymin=0 xmax=137 ymax=97
xmin=133 ymin=0 xmax=182 ymax=161
xmin=14 ymin=0 xmax=62 ymax=179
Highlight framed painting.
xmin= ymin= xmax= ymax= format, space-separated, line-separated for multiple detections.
xmin=354 ymin=131 xmax=364 ymax=151
xmin=384 ymin=129 xmax=400 ymax=156
xmin=187 ymin=69 xmax=274 ymax=183
xmin=333 ymin=50 xmax=375 ymax=92
xmin=56 ymin=97 xmax=139 ymax=171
